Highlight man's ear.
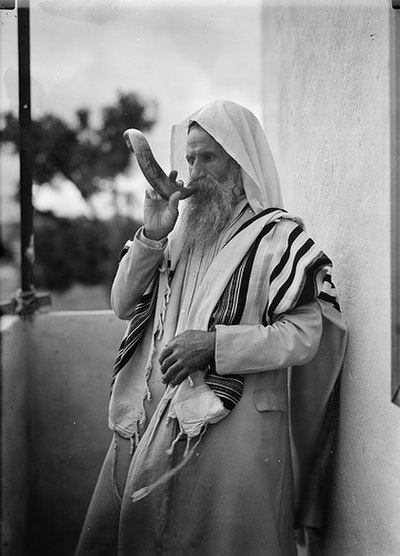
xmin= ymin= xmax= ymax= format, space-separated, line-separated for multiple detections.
xmin=229 ymin=159 xmax=244 ymax=195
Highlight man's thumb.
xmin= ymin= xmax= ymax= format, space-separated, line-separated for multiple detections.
xmin=168 ymin=191 xmax=181 ymax=215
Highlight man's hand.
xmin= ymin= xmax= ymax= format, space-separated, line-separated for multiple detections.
xmin=159 ymin=330 xmax=216 ymax=386
xmin=143 ymin=171 xmax=183 ymax=241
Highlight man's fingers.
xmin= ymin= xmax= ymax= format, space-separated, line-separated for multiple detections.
xmin=162 ymin=362 xmax=184 ymax=384
xmin=169 ymin=170 xmax=178 ymax=182
xmin=160 ymin=354 xmax=178 ymax=375
xmin=163 ymin=366 xmax=192 ymax=387
xmin=159 ymin=344 xmax=174 ymax=365
xmin=168 ymin=170 xmax=184 ymax=187
xmin=145 ymin=187 xmax=163 ymax=201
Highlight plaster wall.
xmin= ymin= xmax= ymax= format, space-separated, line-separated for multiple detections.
xmin=1 ymin=311 xmax=126 ymax=556
xmin=262 ymin=2 xmax=400 ymax=554
xmin=1 ymin=317 xmax=29 ymax=556
xmin=26 ymin=310 xmax=126 ymax=556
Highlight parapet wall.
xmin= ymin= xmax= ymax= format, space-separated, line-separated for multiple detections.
xmin=1 ymin=317 xmax=29 ymax=556
xmin=1 ymin=311 xmax=126 ymax=556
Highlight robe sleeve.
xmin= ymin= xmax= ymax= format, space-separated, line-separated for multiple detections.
xmin=214 ymin=301 xmax=322 ymax=375
xmin=110 ymin=227 xmax=167 ymax=320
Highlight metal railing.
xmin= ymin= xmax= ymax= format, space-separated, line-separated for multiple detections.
xmin=0 ymin=0 xmax=51 ymax=318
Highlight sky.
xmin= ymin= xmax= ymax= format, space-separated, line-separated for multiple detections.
xmin=1 ymin=0 xmax=262 ymax=219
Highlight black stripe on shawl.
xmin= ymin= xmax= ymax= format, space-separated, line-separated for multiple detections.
xmin=206 ymin=220 xmax=279 ymax=409
xmin=204 ymin=375 xmax=245 ymax=410
xmin=267 ymin=237 xmax=315 ymax=321
xmin=206 ymin=261 xmax=247 ymax=408
xmin=211 ymin=266 xmax=245 ymax=327
xmin=318 ymin=291 xmax=341 ymax=312
xmin=118 ymin=237 xmax=135 ymax=261
xmin=119 ymin=245 xmax=130 ymax=261
xmin=112 ymin=287 xmax=157 ymax=387
xmin=295 ymin=256 xmax=332 ymax=308
xmin=227 ymin=206 xmax=286 ymax=244
xmin=208 ymin=219 xmax=278 ymax=328
xmin=234 ymin=221 xmax=279 ymax=322
xmin=111 ymin=238 xmax=135 ymax=286
xmin=206 ymin=260 xmax=250 ymax=409
xmin=208 ymin=264 xmax=246 ymax=333
xmin=269 ymin=226 xmax=303 ymax=284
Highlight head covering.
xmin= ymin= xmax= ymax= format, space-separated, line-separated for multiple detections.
xmin=170 ymin=99 xmax=283 ymax=213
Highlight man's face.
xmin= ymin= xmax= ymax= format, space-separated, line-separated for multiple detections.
xmin=180 ymin=125 xmax=243 ymax=253
xmin=185 ymin=125 xmax=233 ymax=183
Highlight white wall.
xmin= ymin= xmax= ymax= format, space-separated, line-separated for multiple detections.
xmin=262 ymin=2 xmax=400 ymax=554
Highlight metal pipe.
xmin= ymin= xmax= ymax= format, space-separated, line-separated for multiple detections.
xmin=17 ymin=0 xmax=34 ymax=292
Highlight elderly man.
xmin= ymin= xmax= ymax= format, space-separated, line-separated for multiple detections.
xmin=75 ymin=100 xmax=347 ymax=556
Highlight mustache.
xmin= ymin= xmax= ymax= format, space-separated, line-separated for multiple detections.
xmin=186 ymin=175 xmax=219 ymax=192
xmin=186 ymin=163 xmax=243 ymax=196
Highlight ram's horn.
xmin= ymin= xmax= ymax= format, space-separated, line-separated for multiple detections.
xmin=123 ymin=129 xmax=195 ymax=200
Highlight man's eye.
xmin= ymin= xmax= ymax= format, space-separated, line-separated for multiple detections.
xmin=187 ymin=158 xmax=194 ymax=166
xmin=204 ymin=154 xmax=215 ymax=162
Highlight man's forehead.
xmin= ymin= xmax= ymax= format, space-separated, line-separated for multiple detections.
xmin=185 ymin=125 xmax=225 ymax=153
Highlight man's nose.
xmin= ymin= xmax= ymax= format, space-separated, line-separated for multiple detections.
xmin=190 ymin=160 xmax=206 ymax=180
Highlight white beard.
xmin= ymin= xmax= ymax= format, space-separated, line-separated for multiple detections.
xmin=179 ymin=163 xmax=243 ymax=253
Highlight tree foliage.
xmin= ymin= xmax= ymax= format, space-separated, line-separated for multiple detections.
xmin=0 ymin=91 xmax=155 ymax=294
xmin=34 ymin=212 xmax=140 ymax=292
xmin=0 ymin=91 xmax=156 ymax=199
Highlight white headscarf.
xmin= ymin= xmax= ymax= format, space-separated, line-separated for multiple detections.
xmin=170 ymin=99 xmax=283 ymax=213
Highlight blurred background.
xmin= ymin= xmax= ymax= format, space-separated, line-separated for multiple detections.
xmin=0 ymin=0 xmax=262 ymax=311
xmin=2 ymin=2 xmax=400 ymax=556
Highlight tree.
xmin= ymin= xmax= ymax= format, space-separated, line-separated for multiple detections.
xmin=0 ymin=91 xmax=157 ymax=200
xmin=0 ymin=92 xmax=156 ymax=294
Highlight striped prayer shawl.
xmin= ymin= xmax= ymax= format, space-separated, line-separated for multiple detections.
xmin=112 ymin=210 xmax=341 ymax=411
xmin=205 ymin=213 xmax=339 ymax=410
xmin=111 ymin=284 xmax=157 ymax=391
xmin=205 ymin=243 xmax=259 ymax=409
xmin=111 ymin=239 xmax=157 ymax=391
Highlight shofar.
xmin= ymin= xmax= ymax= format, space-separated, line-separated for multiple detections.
xmin=124 ymin=129 xmax=195 ymax=200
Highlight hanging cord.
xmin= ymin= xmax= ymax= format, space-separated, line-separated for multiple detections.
xmin=0 ymin=286 xmax=52 ymax=320
xmin=15 ymin=287 xmax=51 ymax=320
xmin=111 ymin=432 xmax=123 ymax=510
xmin=14 ymin=287 xmax=38 ymax=318
xmin=130 ymin=424 xmax=208 ymax=503
xmin=141 ymin=263 xmax=172 ymax=405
